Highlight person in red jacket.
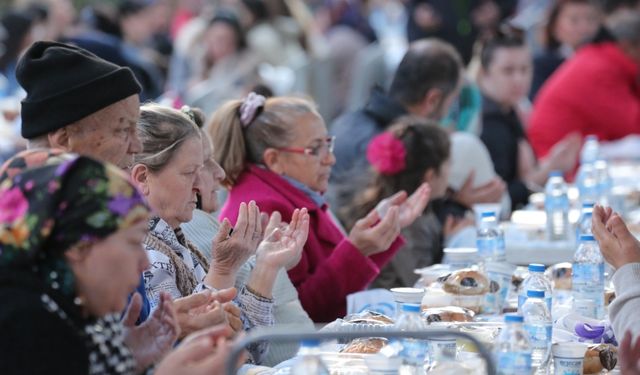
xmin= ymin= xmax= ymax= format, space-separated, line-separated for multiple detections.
xmin=528 ymin=7 xmax=640 ymax=161
xmin=208 ymin=93 xmax=430 ymax=322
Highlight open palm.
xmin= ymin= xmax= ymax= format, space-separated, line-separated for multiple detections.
xmin=256 ymin=208 xmax=310 ymax=270
xmin=122 ymin=292 xmax=179 ymax=372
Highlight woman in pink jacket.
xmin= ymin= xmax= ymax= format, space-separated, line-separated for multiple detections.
xmin=209 ymin=93 xmax=430 ymax=322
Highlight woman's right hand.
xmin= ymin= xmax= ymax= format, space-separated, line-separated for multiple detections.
xmin=592 ymin=205 xmax=640 ymax=269
xmin=209 ymin=201 xmax=262 ymax=281
xmin=173 ymin=288 xmax=235 ymax=338
xmin=154 ymin=324 xmax=242 ymax=375
xmin=348 ymin=206 xmax=401 ymax=257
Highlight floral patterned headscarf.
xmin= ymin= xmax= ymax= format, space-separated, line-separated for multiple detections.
xmin=0 ymin=150 xmax=150 ymax=298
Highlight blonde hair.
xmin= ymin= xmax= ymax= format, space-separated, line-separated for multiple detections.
xmin=207 ymin=96 xmax=319 ymax=188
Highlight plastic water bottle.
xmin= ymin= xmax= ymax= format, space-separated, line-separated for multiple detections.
xmin=290 ymin=340 xmax=330 ymax=375
xmin=477 ymin=212 xmax=500 ymax=261
xmin=576 ymin=202 xmax=595 ymax=243
xmin=518 ymin=264 xmax=553 ymax=312
xmin=394 ymin=303 xmax=428 ymax=373
xmin=576 ymin=135 xmax=599 ymax=204
xmin=594 ymin=159 xmax=612 ymax=205
xmin=581 ymin=135 xmax=600 ymax=164
xmin=494 ymin=314 xmax=532 ymax=375
xmin=572 ymin=234 xmax=605 ymax=319
xmin=545 ymin=171 xmax=570 ymax=241
xmin=522 ymin=290 xmax=552 ymax=372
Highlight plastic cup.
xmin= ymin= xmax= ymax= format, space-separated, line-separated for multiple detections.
xmin=390 ymin=287 xmax=425 ymax=317
xmin=552 ymin=342 xmax=587 ymax=375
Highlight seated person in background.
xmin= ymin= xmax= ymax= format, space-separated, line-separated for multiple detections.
xmin=0 ymin=152 xmax=235 ymax=375
xmin=478 ymin=31 xmax=581 ymax=209
xmin=528 ymin=5 xmax=640 ymax=162
xmin=340 ymin=117 xmax=472 ymax=289
xmin=592 ymin=204 xmax=640 ymax=340
xmin=530 ymin=0 xmax=601 ymax=99
xmin=210 ymin=93 xmax=430 ymax=322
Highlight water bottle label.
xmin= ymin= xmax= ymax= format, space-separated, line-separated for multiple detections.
xmin=428 ymin=339 xmax=457 ymax=361
xmin=496 ymin=352 xmax=532 ymax=374
xmin=572 ymin=263 xmax=605 ymax=318
xmin=518 ymin=295 xmax=553 ymax=312
xmin=477 ymin=238 xmax=497 ymax=258
xmin=524 ymin=324 xmax=552 ymax=350
xmin=399 ymin=339 xmax=428 ymax=363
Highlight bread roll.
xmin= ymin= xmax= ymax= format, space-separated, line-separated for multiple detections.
xmin=341 ymin=338 xmax=388 ymax=354
xmin=546 ymin=263 xmax=572 ymax=290
xmin=438 ymin=269 xmax=490 ymax=296
xmin=346 ymin=310 xmax=394 ymax=325
xmin=583 ymin=344 xmax=617 ymax=374
xmin=422 ymin=306 xmax=475 ymax=324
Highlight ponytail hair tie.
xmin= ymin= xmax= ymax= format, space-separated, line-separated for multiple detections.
xmin=239 ymin=92 xmax=266 ymax=127
xmin=180 ymin=105 xmax=197 ymax=124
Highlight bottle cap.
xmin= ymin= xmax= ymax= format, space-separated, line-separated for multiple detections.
xmin=580 ymin=234 xmax=595 ymax=242
xmin=402 ymin=303 xmax=421 ymax=313
xmin=505 ymin=314 xmax=524 ymax=323
xmin=582 ymin=202 xmax=595 ymax=208
xmin=481 ymin=211 xmax=496 ymax=218
xmin=527 ymin=290 xmax=545 ymax=298
xmin=549 ymin=170 xmax=563 ymax=177
xmin=301 ymin=339 xmax=322 ymax=347
xmin=528 ymin=264 xmax=545 ymax=273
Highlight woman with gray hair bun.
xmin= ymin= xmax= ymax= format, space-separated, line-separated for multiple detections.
xmin=131 ymin=103 xmax=309 ymax=364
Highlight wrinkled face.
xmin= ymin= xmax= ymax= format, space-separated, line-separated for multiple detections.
xmin=145 ymin=137 xmax=204 ymax=228
xmin=198 ymin=135 xmax=225 ymax=213
xmin=426 ymin=158 xmax=452 ymax=199
xmin=481 ymin=46 xmax=532 ymax=107
xmin=70 ymin=218 xmax=150 ymax=317
xmin=275 ymin=113 xmax=336 ymax=193
xmin=68 ymin=95 xmax=142 ymax=169
xmin=204 ymin=22 xmax=238 ymax=64
xmin=554 ymin=3 xmax=601 ymax=50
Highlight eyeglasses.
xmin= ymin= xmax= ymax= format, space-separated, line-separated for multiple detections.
xmin=278 ymin=136 xmax=336 ymax=157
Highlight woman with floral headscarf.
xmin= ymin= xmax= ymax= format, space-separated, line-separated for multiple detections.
xmin=0 ymin=150 xmax=237 ymax=375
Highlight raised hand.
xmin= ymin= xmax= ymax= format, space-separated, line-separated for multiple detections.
xmin=208 ymin=201 xmax=262 ymax=287
xmin=619 ymin=331 xmax=640 ymax=375
xmin=173 ymin=288 xmax=236 ymax=338
xmin=256 ymin=208 xmax=310 ymax=271
xmin=223 ymin=302 xmax=243 ymax=332
xmin=592 ymin=205 xmax=640 ymax=269
xmin=383 ymin=183 xmax=431 ymax=228
xmin=349 ymin=205 xmax=401 ymax=257
xmin=122 ymin=292 xmax=180 ymax=372
xmin=155 ymin=324 xmax=242 ymax=375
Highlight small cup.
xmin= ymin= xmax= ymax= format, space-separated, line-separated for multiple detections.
xmin=390 ymin=287 xmax=425 ymax=317
xmin=552 ymin=342 xmax=587 ymax=375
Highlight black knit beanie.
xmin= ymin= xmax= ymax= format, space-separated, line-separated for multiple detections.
xmin=17 ymin=41 xmax=142 ymax=139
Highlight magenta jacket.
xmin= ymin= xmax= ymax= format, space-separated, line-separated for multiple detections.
xmin=220 ymin=164 xmax=404 ymax=322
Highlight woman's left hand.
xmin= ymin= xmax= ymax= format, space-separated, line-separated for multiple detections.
xmin=122 ymin=292 xmax=180 ymax=372
xmin=211 ymin=201 xmax=263 ymax=277
xmin=256 ymin=208 xmax=310 ymax=271
xmin=378 ymin=183 xmax=431 ymax=229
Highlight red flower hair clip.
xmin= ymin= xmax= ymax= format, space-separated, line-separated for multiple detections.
xmin=366 ymin=132 xmax=406 ymax=175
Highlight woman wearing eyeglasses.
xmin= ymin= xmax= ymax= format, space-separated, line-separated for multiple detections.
xmin=209 ymin=94 xmax=430 ymax=322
